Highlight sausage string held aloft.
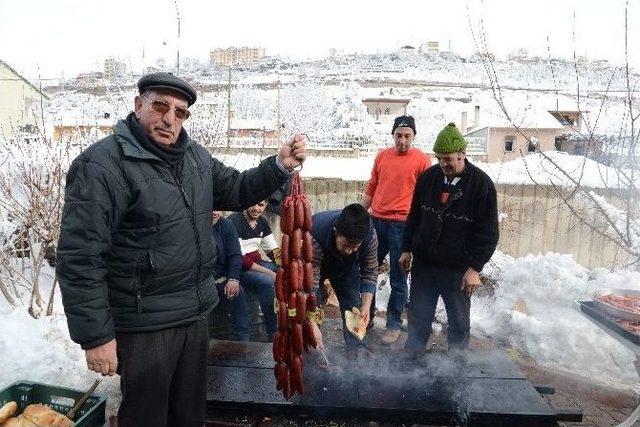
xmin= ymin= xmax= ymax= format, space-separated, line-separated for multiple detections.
xmin=272 ymin=171 xmax=322 ymax=400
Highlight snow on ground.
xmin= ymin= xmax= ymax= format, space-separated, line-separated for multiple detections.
xmin=0 ymin=273 xmax=121 ymax=415
xmin=473 ymin=252 xmax=640 ymax=392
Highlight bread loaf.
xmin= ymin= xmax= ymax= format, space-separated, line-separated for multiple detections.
xmin=0 ymin=414 xmax=38 ymax=427
xmin=21 ymin=404 xmax=74 ymax=427
xmin=0 ymin=401 xmax=17 ymax=423
xmin=345 ymin=307 xmax=367 ymax=340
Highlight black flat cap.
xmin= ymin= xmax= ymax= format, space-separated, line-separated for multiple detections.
xmin=137 ymin=72 xmax=197 ymax=106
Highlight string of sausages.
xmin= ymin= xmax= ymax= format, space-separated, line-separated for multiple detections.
xmin=273 ymin=172 xmax=319 ymax=400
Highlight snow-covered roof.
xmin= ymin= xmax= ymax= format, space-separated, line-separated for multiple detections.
xmin=362 ymin=97 xmax=410 ymax=103
xmin=478 ymin=151 xmax=637 ymax=188
xmin=467 ymin=105 xmax=565 ymax=132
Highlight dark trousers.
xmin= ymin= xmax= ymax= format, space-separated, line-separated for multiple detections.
xmin=239 ymin=260 xmax=277 ymax=335
xmin=404 ymin=261 xmax=471 ymax=351
xmin=215 ymin=281 xmax=250 ymax=341
xmin=319 ymin=265 xmax=367 ymax=348
xmin=370 ymin=217 xmax=408 ymax=330
xmin=116 ymin=319 xmax=209 ymax=427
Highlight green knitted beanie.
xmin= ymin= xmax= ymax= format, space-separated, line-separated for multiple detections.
xmin=433 ymin=122 xmax=467 ymax=153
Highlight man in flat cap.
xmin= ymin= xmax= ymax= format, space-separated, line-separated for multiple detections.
xmin=56 ymin=72 xmax=306 ymax=427
xmin=401 ymin=123 xmax=499 ymax=352
xmin=360 ymin=115 xmax=431 ymax=345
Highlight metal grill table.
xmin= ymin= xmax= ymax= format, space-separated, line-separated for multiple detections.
xmin=578 ymin=300 xmax=640 ymax=427
xmin=207 ymin=340 xmax=575 ymax=426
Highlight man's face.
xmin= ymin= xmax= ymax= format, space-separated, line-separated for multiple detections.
xmin=334 ymin=233 xmax=362 ymax=256
xmin=246 ymin=201 xmax=268 ymax=220
xmin=435 ymin=152 xmax=466 ymax=177
xmin=134 ymin=89 xmax=190 ymax=147
xmin=212 ymin=211 xmax=222 ymax=224
xmin=393 ymin=127 xmax=415 ymax=153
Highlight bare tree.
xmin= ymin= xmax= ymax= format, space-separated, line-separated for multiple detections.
xmin=467 ymin=1 xmax=640 ymax=268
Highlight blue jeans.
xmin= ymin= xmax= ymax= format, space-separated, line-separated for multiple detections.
xmin=215 ymin=281 xmax=250 ymax=341
xmin=371 ymin=217 xmax=408 ymax=330
xmin=316 ymin=264 xmax=367 ymax=348
xmin=239 ymin=260 xmax=277 ymax=336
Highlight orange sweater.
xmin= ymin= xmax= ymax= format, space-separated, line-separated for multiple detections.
xmin=364 ymin=147 xmax=431 ymax=221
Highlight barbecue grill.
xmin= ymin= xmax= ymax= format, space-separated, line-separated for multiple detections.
xmin=207 ymin=340 xmax=582 ymax=426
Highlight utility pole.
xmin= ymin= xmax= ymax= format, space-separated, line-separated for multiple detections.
xmin=276 ymin=79 xmax=281 ymax=144
xmin=174 ymin=0 xmax=181 ymax=72
xmin=227 ymin=66 xmax=232 ymax=148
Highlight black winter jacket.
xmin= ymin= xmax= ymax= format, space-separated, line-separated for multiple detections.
xmin=56 ymin=120 xmax=289 ymax=349
xmin=402 ymin=160 xmax=499 ymax=272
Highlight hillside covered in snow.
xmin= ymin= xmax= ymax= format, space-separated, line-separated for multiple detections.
xmin=43 ymin=52 xmax=636 ymax=150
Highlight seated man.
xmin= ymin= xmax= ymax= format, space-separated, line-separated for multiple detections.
xmin=310 ymin=204 xmax=378 ymax=347
xmin=228 ymin=201 xmax=279 ymax=339
xmin=211 ymin=210 xmax=249 ymax=341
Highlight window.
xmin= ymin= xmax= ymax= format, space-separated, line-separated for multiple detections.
xmin=562 ymin=115 xmax=576 ymax=126
xmin=504 ymin=137 xmax=514 ymax=152
xmin=528 ymin=139 xmax=536 ymax=152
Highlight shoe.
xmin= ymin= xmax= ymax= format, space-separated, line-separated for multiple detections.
xmin=381 ymin=329 xmax=401 ymax=345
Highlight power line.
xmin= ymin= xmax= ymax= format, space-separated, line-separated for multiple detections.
xmin=0 ymin=77 xmax=62 ymax=81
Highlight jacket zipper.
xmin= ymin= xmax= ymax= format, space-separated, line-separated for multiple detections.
xmin=135 ymin=250 xmax=155 ymax=314
xmin=167 ymin=164 xmax=204 ymax=312
xmin=134 ymin=258 xmax=143 ymax=314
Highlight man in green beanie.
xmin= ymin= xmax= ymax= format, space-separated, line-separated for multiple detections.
xmin=399 ymin=122 xmax=499 ymax=351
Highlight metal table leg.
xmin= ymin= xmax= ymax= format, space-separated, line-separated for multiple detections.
xmin=616 ymin=356 xmax=640 ymax=427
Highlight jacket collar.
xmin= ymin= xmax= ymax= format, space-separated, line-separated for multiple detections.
xmin=113 ymin=119 xmax=194 ymax=161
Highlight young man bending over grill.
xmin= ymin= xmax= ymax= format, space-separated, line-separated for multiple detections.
xmin=310 ymin=204 xmax=378 ymax=347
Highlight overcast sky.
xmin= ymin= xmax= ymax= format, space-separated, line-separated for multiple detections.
xmin=0 ymin=0 xmax=637 ymax=80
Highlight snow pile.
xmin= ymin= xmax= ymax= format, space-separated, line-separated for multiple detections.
xmin=473 ymin=252 xmax=640 ymax=391
xmin=479 ymin=151 xmax=638 ymax=188
xmin=0 ymin=296 xmax=121 ymax=414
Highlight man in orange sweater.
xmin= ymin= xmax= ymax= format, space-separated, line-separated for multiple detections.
xmin=361 ymin=115 xmax=431 ymax=344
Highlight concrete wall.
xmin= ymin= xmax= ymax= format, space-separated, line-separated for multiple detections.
xmin=265 ymin=178 xmax=631 ymax=270
xmin=0 ymin=62 xmax=47 ymax=139
xmin=486 ymin=127 xmax=558 ymax=162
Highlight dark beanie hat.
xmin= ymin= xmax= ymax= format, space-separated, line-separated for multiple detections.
xmin=138 ymin=72 xmax=197 ymax=106
xmin=391 ymin=115 xmax=416 ymax=135
xmin=334 ymin=203 xmax=371 ymax=241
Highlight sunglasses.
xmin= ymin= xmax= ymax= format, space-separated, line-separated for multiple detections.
xmin=142 ymin=94 xmax=191 ymax=120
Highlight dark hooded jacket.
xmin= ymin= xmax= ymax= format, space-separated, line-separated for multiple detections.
xmin=56 ymin=118 xmax=289 ymax=349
